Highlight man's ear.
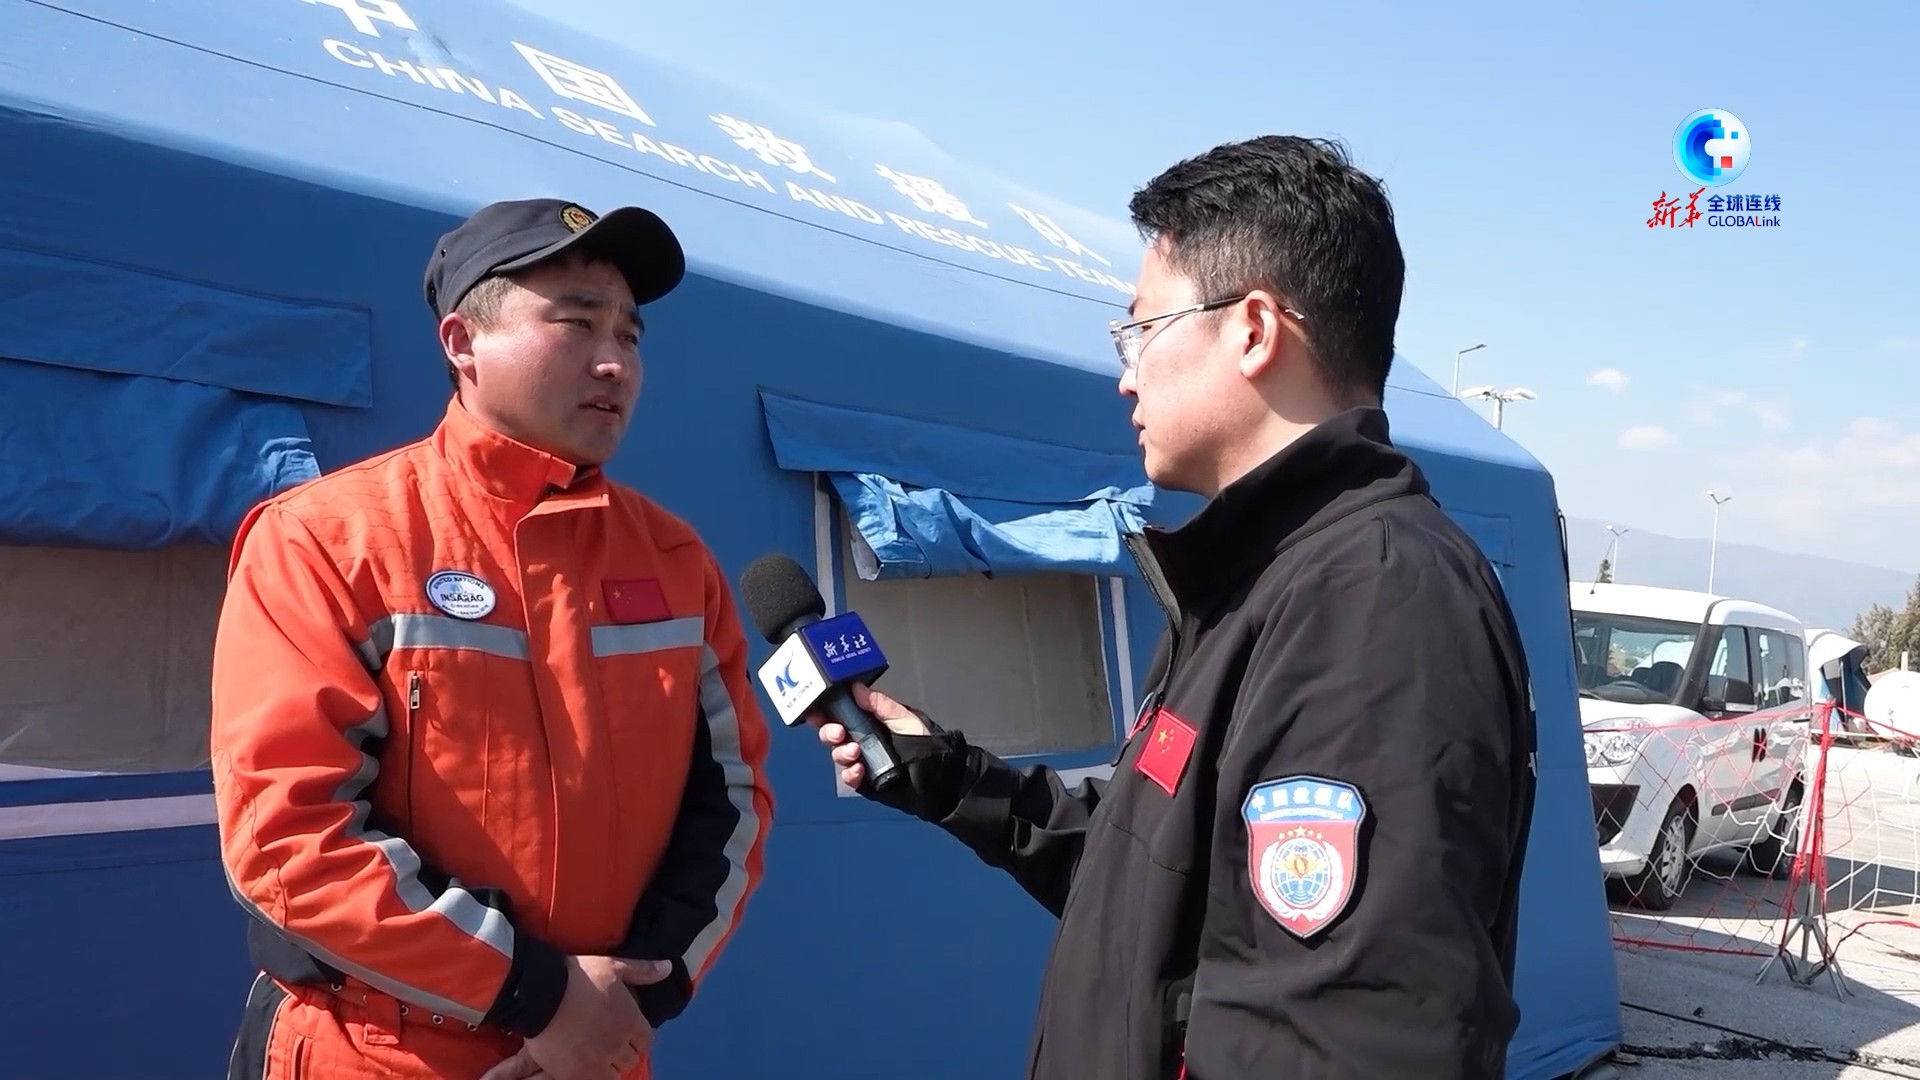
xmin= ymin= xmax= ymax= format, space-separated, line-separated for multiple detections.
xmin=1236 ymin=291 xmax=1290 ymax=381
xmin=440 ymin=312 xmax=479 ymax=385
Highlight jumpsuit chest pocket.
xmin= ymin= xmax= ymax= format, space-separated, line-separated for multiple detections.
xmin=394 ymin=650 xmax=534 ymax=841
xmin=596 ymin=640 xmax=704 ymax=803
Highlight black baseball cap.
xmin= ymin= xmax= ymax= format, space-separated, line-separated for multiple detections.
xmin=423 ymin=197 xmax=685 ymax=319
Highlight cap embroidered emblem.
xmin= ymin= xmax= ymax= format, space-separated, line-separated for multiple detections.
xmin=560 ymin=205 xmax=596 ymax=232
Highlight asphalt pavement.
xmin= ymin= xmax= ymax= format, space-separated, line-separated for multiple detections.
xmin=1592 ymin=742 xmax=1920 ymax=1079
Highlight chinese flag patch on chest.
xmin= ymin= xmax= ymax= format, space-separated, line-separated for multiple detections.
xmin=1133 ymin=707 xmax=1198 ymax=795
xmin=603 ymin=577 xmax=671 ymax=623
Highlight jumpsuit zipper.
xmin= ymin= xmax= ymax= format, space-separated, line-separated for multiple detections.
xmin=406 ymin=671 xmax=421 ymax=828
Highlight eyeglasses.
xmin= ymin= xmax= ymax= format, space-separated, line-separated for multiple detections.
xmin=1108 ymin=294 xmax=1306 ymax=372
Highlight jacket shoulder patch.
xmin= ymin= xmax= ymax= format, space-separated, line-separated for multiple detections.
xmin=1241 ymin=775 xmax=1366 ymax=939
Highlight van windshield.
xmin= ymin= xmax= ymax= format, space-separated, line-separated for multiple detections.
xmin=1571 ymin=611 xmax=1699 ymax=704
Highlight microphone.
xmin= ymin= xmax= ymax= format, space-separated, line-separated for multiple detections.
xmin=738 ymin=553 xmax=906 ymax=793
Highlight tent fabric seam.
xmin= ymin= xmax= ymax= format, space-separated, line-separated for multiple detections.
xmin=755 ymin=384 xmax=1148 ymax=471
xmin=0 ymin=238 xmax=375 ymax=324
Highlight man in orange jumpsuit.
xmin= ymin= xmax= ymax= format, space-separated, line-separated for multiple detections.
xmin=210 ymin=197 xmax=775 ymax=1080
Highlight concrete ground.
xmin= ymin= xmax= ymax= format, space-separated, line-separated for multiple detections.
xmin=1608 ymin=924 xmax=1920 ymax=1078
xmin=1587 ymin=742 xmax=1920 ymax=1078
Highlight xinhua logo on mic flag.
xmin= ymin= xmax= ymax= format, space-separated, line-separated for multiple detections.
xmin=1242 ymin=775 xmax=1368 ymax=939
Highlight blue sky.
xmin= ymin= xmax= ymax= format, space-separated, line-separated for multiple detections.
xmin=527 ymin=0 xmax=1918 ymax=572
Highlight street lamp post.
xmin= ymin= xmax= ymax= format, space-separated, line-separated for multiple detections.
xmin=1605 ymin=524 xmax=1629 ymax=582
xmin=1452 ymin=343 xmax=1486 ymax=398
xmin=1706 ymin=489 xmax=1732 ymax=592
xmin=1458 ymin=385 xmax=1537 ymax=429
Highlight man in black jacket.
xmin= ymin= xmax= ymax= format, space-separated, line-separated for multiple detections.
xmin=813 ymin=135 xmax=1538 ymax=1079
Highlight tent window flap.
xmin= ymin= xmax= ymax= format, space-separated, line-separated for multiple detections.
xmin=0 ymin=245 xmax=372 ymax=407
xmin=759 ymin=388 xmax=1158 ymax=579
xmin=0 ymin=246 xmax=358 ymax=549
xmin=0 ymin=358 xmax=321 ymax=548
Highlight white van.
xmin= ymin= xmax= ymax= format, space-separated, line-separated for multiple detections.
xmin=1570 ymin=582 xmax=1813 ymax=908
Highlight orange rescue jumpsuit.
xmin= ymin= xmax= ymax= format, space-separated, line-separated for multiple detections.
xmin=210 ymin=398 xmax=774 ymax=1079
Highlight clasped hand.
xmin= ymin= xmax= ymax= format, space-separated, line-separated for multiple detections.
xmin=479 ymin=954 xmax=672 ymax=1080
xmin=483 ymin=683 xmax=927 ymax=1080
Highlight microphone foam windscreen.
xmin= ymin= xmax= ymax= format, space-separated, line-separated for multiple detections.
xmin=739 ymin=553 xmax=827 ymax=643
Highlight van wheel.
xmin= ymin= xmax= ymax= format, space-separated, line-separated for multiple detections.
xmin=1621 ymin=799 xmax=1693 ymax=910
xmin=1745 ymin=785 xmax=1804 ymax=879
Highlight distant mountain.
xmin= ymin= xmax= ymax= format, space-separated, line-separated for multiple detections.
xmin=1563 ymin=517 xmax=1915 ymax=631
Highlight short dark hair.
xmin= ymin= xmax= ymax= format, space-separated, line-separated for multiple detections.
xmin=1128 ymin=135 xmax=1405 ymax=403
xmin=445 ymin=274 xmax=515 ymax=389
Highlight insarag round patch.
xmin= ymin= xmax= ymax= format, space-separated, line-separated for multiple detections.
xmin=426 ymin=570 xmax=496 ymax=620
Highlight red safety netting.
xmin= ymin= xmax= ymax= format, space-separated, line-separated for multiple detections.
xmin=1597 ymin=699 xmax=1920 ymax=996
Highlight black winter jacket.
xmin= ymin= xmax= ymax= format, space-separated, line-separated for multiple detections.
xmin=864 ymin=407 xmax=1538 ymax=1080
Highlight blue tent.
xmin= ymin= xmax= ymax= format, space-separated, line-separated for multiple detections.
xmin=0 ymin=1 xmax=1621 ymax=1076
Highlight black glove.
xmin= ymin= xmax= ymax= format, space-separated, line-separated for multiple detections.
xmin=854 ymin=710 xmax=977 ymax=824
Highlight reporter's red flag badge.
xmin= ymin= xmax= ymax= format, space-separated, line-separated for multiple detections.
xmin=1241 ymin=775 xmax=1367 ymax=939
xmin=1133 ymin=707 xmax=1197 ymax=795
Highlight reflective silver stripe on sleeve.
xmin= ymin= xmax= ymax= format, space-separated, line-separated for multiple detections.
xmin=334 ymin=705 xmax=516 ymax=959
xmin=681 ymin=643 xmax=763 ymax=978
xmin=221 ymin=701 xmax=514 ymax=1027
xmin=220 ymin=872 xmax=495 ymax=1027
xmin=590 ymin=616 xmax=704 ymax=657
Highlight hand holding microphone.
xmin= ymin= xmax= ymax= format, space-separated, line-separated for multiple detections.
xmin=819 ymin=681 xmax=930 ymax=790
xmin=738 ymin=553 xmax=909 ymax=794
